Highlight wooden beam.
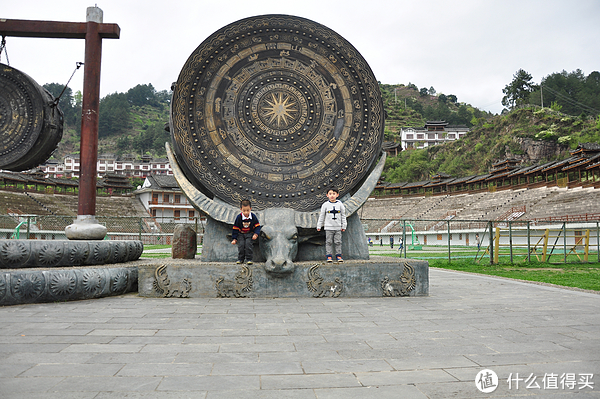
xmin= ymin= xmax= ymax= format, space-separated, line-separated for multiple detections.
xmin=0 ymin=19 xmax=120 ymax=39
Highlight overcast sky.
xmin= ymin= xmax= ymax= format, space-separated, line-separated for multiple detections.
xmin=2 ymin=0 xmax=598 ymax=114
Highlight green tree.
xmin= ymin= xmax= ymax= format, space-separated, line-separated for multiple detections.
xmin=531 ymin=70 xmax=600 ymax=116
xmin=502 ymin=69 xmax=537 ymax=110
xmin=127 ymin=84 xmax=160 ymax=108
xmin=456 ymin=104 xmax=472 ymax=126
xmin=116 ymin=135 xmax=131 ymax=153
xmin=383 ymin=149 xmax=432 ymax=182
xmin=155 ymin=89 xmax=172 ymax=105
xmin=98 ymin=92 xmax=130 ymax=137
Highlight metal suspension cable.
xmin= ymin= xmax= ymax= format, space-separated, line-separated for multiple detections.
xmin=541 ymin=84 xmax=600 ymax=115
xmin=0 ymin=36 xmax=9 ymax=65
xmin=52 ymin=62 xmax=84 ymax=107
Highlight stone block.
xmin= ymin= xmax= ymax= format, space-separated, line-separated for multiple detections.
xmin=137 ymin=258 xmax=428 ymax=298
xmin=171 ymin=225 xmax=197 ymax=259
xmin=0 ymin=265 xmax=138 ymax=306
xmin=0 ymin=240 xmax=143 ymax=269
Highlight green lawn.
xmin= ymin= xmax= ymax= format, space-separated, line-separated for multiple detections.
xmin=379 ymin=252 xmax=600 ymax=292
xmin=142 ymin=244 xmax=173 ymax=250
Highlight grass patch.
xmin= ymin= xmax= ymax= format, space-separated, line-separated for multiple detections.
xmin=142 ymin=244 xmax=172 ymax=250
xmin=140 ymin=253 xmax=172 ymax=259
xmin=140 ymin=252 xmax=202 ymax=259
xmin=388 ymin=255 xmax=600 ymax=292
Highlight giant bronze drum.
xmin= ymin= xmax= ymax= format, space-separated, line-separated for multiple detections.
xmin=170 ymin=15 xmax=384 ymax=212
xmin=0 ymin=63 xmax=63 ymax=171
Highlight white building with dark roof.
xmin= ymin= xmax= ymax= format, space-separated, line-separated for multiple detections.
xmin=39 ymin=154 xmax=172 ymax=179
xmin=134 ymin=174 xmax=196 ymax=223
xmin=400 ymin=121 xmax=469 ymax=150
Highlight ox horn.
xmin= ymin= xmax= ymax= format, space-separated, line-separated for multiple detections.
xmin=166 ymin=142 xmax=239 ymax=224
xmin=166 ymin=143 xmax=386 ymax=228
xmin=292 ymin=151 xmax=386 ymax=228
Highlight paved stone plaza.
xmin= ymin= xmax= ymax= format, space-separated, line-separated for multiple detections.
xmin=0 ymin=268 xmax=598 ymax=398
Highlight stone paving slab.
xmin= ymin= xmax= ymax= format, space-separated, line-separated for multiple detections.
xmin=0 ymin=268 xmax=599 ymax=398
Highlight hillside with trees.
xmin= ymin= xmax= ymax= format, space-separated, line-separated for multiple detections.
xmin=382 ymin=69 xmax=600 ymax=183
xmin=41 ymin=68 xmax=600 ymax=184
xmin=43 ymin=83 xmax=171 ymax=160
xmin=379 ymin=83 xmax=491 ymax=142
xmin=383 ymin=107 xmax=600 ymax=182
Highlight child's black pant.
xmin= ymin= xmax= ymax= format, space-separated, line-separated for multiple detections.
xmin=237 ymin=232 xmax=254 ymax=262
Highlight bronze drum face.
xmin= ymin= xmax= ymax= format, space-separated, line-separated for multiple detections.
xmin=0 ymin=63 xmax=63 ymax=172
xmin=170 ymin=15 xmax=383 ymax=211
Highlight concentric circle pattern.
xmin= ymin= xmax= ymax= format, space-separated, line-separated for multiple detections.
xmin=0 ymin=63 xmax=63 ymax=171
xmin=171 ymin=15 xmax=384 ymax=211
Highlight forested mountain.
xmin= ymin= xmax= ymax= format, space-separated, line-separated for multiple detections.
xmin=43 ymin=68 xmax=600 ymax=184
xmin=382 ymin=107 xmax=600 ymax=182
xmin=502 ymin=69 xmax=600 ymax=116
xmin=43 ymin=83 xmax=171 ymax=159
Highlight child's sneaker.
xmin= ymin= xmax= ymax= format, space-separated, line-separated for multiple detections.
xmin=336 ymin=254 xmax=343 ymax=263
xmin=236 ymin=260 xmax=243 ymax=264
xmin=247 ymin=261 xmax=253 ymax=265
xmin=326 ymin=254 xmax=333 ymax=263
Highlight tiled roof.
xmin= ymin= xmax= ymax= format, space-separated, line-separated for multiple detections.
xmin=507 ymin=165 xmax=537 ymax=177
xmin=447 ymin=175 xmax=477 ymax=185
xmin=148 ymin=174 xmax=180 ymax=189
xmin=466 ymin=174 xmax=492 ymax=183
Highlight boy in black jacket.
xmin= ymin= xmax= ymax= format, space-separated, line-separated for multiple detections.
xmin=231 ymin=199 xmax=261 ymax=264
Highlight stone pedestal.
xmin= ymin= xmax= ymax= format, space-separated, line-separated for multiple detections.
xmin=138 ymin=258 xmax=428 ymax=298
xmin=65 ymin=215 xmax=107 ymax=240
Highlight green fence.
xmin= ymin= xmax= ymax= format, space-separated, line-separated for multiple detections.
xmin=362 ymin=218 xmax=600 ymax=265
xmin=0 ymin=214 xmax=205 ymax=245
xmin=3 ymin=214 xmax=599 ymax=264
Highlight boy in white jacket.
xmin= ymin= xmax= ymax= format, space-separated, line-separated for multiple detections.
xmin=317 ymin=187 xmax=347 ymax=262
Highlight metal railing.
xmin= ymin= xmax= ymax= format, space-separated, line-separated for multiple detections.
xmin=2 ymin=214 xmax=599 ymax=264
xmin=363 ymin=218 xmax=600 ymax=264
xmin=0 ymin=215 xmax=205 ymax=245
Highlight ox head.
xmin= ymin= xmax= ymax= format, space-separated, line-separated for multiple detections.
xmin=259 ymin=208 xmax=299 ymax=275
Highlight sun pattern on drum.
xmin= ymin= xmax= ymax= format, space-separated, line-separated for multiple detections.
xmin=260 ymin=91 xmax=299 ymax=129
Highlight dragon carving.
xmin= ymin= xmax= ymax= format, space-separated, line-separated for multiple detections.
xmin=306 ymin=264 xmax=343 ymax=298
xmin=381 ymin=262 xmax=416 ymax=297
xmin=215 ymin=265 xmax=253 ymax=298
xmin=153 ymin=264 xmax=192 ymax=298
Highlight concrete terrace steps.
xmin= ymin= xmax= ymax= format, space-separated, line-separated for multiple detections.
xmin=414 ymin=195 xmax=450 ymax=220
xmin=0 ymin=191 xmax=149 ymax=218
xmin=363 ymin=186 xmax=600 ymax=228
xmin=0 ymin=192 xmax=53 ymax=216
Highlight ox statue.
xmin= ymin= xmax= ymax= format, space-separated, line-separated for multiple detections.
xmin=259 ymin=208 xmax=299 ymax=275
xmin=166 ymin=143 xmax=385 ymax=275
